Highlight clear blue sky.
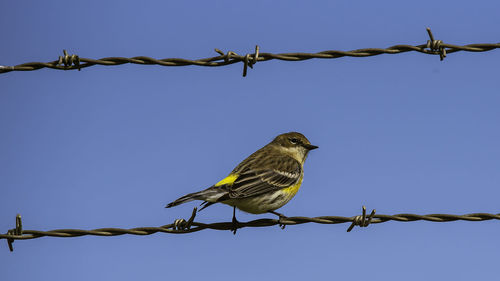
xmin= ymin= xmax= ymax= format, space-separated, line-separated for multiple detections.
xmin=1 ymin=1 xmax=499 ymax=280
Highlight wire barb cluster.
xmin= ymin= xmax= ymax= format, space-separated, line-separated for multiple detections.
xmin=6 ymin=214 xmax=22 ymax=252
xmin=1 ymin=28 xmax=499 ymax=76
xmin=346 ymin=206 xmax=376 ymax=232
xmin=2 ymin=208 xmax=499 ymax=252
xmin=426 ymin=28 xmax=446 ymax=61
xmin=57 ymin=50 xmax=81 ymax=71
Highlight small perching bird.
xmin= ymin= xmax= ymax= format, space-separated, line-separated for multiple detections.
xmin=166 ymin=132 xmax=318 ymax=233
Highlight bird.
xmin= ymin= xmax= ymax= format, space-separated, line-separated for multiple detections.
xmin=165 ymin=132 xmax=318 ymax=233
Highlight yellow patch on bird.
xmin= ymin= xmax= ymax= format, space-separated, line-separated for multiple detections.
xmin=281 ymin=175 xmax=303 ymax=195
xmin=214 ymin=174 xmax=238 ymax=187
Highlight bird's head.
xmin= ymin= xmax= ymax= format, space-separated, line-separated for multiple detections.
xmin=270 ymin=132 xmax=318 ymax=163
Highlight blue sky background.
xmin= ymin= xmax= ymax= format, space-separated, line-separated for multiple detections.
xmin=1 ymin=1 xmax=499 ymax=280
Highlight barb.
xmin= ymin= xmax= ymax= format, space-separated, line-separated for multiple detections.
xmin=1 ymin=28 xmax=499 ymax=76
xmin=2 ymin=209 xmax=499 ymax=252
xmin=347 ymin=206 xmax=376 ymax=232
xmin=426 ymin=28 xmax=446 ymax=61
xmin=173 ymin=207 xmax=197 ymax=231
xmin=6 ymin=214 xmax=22 ymax=252
xmin=57 ymin=50 xmax=81 ymax=70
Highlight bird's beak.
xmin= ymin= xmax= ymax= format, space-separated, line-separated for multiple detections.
xmin=303 ymin=144 xmax=319 ymax=150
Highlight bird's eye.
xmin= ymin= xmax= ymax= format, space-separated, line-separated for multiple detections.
xmin=289 ymin=138 xmax=299 ymax=144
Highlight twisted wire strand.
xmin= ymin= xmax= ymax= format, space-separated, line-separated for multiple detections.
xmin=1 ymin=27 xmax=499 ymax=76
xmin=2 ymin=211 xmax=499 ymax=247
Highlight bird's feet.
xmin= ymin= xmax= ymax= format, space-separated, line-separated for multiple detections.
xmin=278 ymin=214 xmax=288 ymax=230
xmin=231 ymin=206 xmax=239 ymax=235
xmin=231 ymin=215 xmax=240 ymax=235
xmin=268 ymin=211 xmax=288 ymax=230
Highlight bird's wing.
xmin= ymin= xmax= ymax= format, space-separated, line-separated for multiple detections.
xmin=219 ymin=156 xmax=302 ymax=199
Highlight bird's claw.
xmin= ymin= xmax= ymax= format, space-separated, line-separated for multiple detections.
xmin=278 ymin=215 xmax=287 ymax=230
xmin=231 ymin=216 xmax=239 ymax=235
xmin=268 ymin=210 xmax=288 ymax=230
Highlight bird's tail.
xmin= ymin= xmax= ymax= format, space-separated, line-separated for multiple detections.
xmin=165 ymin=187 xmax=225 ymax=208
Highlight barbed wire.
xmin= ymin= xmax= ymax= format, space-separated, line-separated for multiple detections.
xmin=2 ymin=206 xmax=499 ymax=252
xmin=1 ymin=28 xmax=499 ymax=77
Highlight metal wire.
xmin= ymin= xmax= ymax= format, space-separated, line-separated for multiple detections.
xmin=1 ymin=28 xmax=498 ymax=76
xmin=2 ymin=207 xmax=499 ymax=252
